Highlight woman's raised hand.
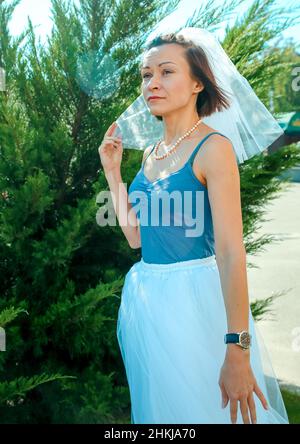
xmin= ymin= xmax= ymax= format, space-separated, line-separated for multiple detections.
xmin=98 ymin=121 xmax=123 ymax=174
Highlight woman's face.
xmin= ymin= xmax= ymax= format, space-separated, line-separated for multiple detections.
xmin=140 ymin=43 xmax=203 ymax=118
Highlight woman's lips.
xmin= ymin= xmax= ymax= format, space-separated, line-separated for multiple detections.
xmin=148 ymin=97 xmax=164 ymax=101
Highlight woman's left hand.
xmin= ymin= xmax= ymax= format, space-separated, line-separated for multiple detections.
xmin=218 ymin=346 xmax=269 ymax=424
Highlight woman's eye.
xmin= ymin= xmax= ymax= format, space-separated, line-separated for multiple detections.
xmin=142 ymin=70 xmax=172 ymax=79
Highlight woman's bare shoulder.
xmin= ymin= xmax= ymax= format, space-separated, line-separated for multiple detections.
xmin=193 ymin=130 xmax=235 ymax=184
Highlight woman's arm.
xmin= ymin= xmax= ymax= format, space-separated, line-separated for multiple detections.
xmin=104 ymin=145 xmax=152 ymax=249
xmin=201 ymin=136 xmax=250 ymax=352
xmin=104 ymin=169 xmax=140 ymax=248
xmin=198 ymin=135 xmax=268 ymax=424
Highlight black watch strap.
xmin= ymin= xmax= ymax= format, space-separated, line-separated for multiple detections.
xmin=224 ymin=333 xmax=240 ymax=344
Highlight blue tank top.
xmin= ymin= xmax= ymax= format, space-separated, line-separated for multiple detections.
xmin=128 ymin=132 xmax=229 ymax=264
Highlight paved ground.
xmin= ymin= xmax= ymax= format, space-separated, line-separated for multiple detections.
xmin=247 ymin=181 xmax=300 ymax=392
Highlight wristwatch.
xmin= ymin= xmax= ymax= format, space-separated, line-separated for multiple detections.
xmin=224 ymin=330 xmax=252 ymax=350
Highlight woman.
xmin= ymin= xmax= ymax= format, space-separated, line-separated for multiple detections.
xmin=98 ymin=29 xmax=289 ymax=424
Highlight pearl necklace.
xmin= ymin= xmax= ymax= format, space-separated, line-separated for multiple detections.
xmin=154 ymin=117 xmax=203 ymax=160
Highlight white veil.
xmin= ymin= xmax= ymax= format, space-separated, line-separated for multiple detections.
xmin=114 ymin=27 xmax=284 ymax=165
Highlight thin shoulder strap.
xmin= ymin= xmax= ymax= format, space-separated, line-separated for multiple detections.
xmin=188 ymin=132 xmax=230 ymax=165
xmin=142 ymin=144 xmax=156 ymax=168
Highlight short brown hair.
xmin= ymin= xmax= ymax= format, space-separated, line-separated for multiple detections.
xmin=140 ymin=32 xmax=231 ymax=121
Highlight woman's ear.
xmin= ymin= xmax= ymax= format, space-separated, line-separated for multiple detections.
xmin=196 ymin=81 xmax=204 ymax=93
xmin=193 ymin=80 xmax=204 ymax=95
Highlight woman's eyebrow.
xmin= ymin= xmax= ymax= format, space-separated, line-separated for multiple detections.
xmin=140 ymin=61 xmax=177 ymax=71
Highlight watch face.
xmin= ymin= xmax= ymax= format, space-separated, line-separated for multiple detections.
xmin=240 ymin=331 xmax=251 ymax=348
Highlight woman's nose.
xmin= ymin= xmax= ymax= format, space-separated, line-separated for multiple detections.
xmin=147 ymin=75 xmax=161 ymax=90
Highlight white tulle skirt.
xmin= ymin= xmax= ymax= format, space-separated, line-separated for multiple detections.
xmin=117 ymin=254 xmax=289 ymax=424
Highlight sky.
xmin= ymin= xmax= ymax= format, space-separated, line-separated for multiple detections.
xmin=6 ymin=0 xmax=300 ymax=49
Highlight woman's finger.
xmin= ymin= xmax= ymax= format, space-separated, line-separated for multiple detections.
xmin=100 ymin=139 xmax=121 ymax=150
xmin=99 ymin=140 xmax=119 ymax=154
xmin=253 ymin=382 xmax=269 ymax=410
xmin=106 ymin=136 xmax=122 ymax=141
xmin=247 ymin=392 xmax=257 ymax=424
xmin=219 ymin=383 xmax=229 ymax=409
xmin=230 ymin=399 xmax=238 ymax=424
xmin=239 ymin=397 xmax=250 ymax=424
xmin=106 ymin=121 xmax=117 ymax=137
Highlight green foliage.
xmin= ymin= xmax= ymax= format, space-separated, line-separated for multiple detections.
xmin=0 ymin=305 xmax=75 ymax=412
xmin=0 ymin=0 xmax=299 ymax=423
xmin=0 ymin=305 xmax=28 ymax=326
xmin=281 ymin=388 xmax=300 ymax=424
xmin=0 ymin=372 xmax=76 ymax=404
